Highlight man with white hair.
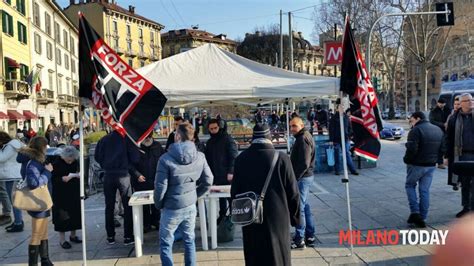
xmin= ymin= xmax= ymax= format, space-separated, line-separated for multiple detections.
xmin=446 ymin=93 xmax=474 ymax=218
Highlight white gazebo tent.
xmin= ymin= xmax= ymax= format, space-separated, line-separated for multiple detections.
xmin=137 ymin=43 xmax=339 ymax=108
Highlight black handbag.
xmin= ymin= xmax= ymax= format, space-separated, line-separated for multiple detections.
xmin=452 ymin=161 xmax=474 ymax=176
xmin=231 ymin=152 xmax=279 ymax=226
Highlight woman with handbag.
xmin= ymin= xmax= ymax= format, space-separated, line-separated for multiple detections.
xmin=51 ymin=146 xmax=82 ymax=249
xmin=16 ymin=136 xmax=54 ymax=266
xmin=0 ymin=131 xmax=25 ymax=232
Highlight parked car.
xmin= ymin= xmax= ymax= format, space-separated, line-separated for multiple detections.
xmin=380 ymin=122 xmax=405 ymax=140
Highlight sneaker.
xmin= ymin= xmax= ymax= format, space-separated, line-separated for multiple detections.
xmin=407 ymin=213 xmax=426 ymax=228
xmin=107 ymin=237 xmax=116 ymax=245
xmin=456 ymin=208 xmax=470 ymax=218
xmin=0 ymin=215 xmax=12 ymax=226
xmin=351 ymin=171 xmax=360 ymax=175
xmin=305 ymin=236 xmax=316 ymax=247
xmin=5 ymin=222 xmax=24 ymax=233
xmin=291 ymin=240 xmax=305 ymax=249
xmin=124 ymin=237 xmax=135 ymax=246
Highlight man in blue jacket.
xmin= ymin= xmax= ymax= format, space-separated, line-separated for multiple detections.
xmin=154 ymin=122 xmax=213 ymax=266
xmin=95 ymin=130 xmax=139 ymax=245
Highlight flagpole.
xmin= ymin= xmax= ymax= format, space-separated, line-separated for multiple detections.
xmin=338 ymin=94 xmax=354 ymax=256
xmin=79 ymin=102 xmax=88 ymax=266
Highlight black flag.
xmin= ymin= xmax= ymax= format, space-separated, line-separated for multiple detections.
xmin=340 ymin=16 xmax=383 ymax=161
xmin=79 ymin=13 xmax=167 ymax=145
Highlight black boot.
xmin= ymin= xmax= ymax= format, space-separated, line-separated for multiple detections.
xmin=39 ymin=240 xmax=54 ymax=266
xmin=28 ymin=245 xmax=39 ymax=266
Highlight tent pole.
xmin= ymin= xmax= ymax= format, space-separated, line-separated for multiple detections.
xmin=286 ymin=102 xmax=290 ymax=154
xmin=338 ymin=93 xmax=354 ymax=256
xmin=79 ymin=103 xmax=88 ymax=265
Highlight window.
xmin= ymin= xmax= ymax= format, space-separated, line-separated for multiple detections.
xmin=150 ymin=31 xmax=154 ymax=43
xmin=114 ymin=38 xmax=119 ymax=49
xmin=127 ymin=41 xmax=132 ymax=51
xmin=33 ymin=2 xmax=40 ymax=26
xmin=16 ymin=0 xmax=26 ymax=15
xmin=66 ymin=79 xmax=70 ymax=94
xmin=70 ymin=36 xmax=75 ymax=54
xmin=112 ymin=21 xmax=118 ymax=33
xmin=140 ymin=60 xmax=145 ymax=67
xmin=34 ymin=33 xmax=41 ymax=54
xmin=2 ymin=11 xmax=14 ymax=36
xmin=63 ymin=30 xmax=68 ymax=49
xmin=45 ymin=12 xmax=51 ymax=35
xmin=48 ymin=72 xmax=53 ymax=91
xmin=54 ymin=22 xmax=60 ymax=42
xmin=17 ymin=22 xmax=27 ymax=44
xmin=64 ymin=54 xmax=69 ymax=70
xmin=19 ymin=64 xmax=29 ymax=81
xmin=56 ymin=48 xmax=61 ymax=65
xmin=58 ymin=76 xmax=62 ymax=94
xmin=128 ymin=59 xmax=133 ymax=67
xmin=138 ymin=28 xmax=143 ymax=39
xmin=4 ymin=0 xmax=11 ymax=4
xmin=126 ymin=24 xmax=131 ymax=37
xmin=46 ymin=41 xmax=53 ymax=60
xmin=139 ymin=44 xmax=144 ymax=53
xmin=151 ymin=47 xmax=155 ymax=56
xmin=71 ymin=59 xmax=76 ymax=73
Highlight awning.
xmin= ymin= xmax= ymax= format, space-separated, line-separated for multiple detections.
xmin=7 ymin=110 xmax=25 ymax=120
xmin=6 ymin=57 xmax=20 ymax=68
xmin=0 ymin=112 xmax=8 ymax=119
xmin=23 ymin=110 xmax=38 ymax=120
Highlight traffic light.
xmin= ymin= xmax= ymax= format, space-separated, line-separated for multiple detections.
xmin=436 ymin=2 xmax=454 ymax=27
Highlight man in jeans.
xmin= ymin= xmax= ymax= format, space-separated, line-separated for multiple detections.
xmin=155 ymin=122 xmax=213 ymax=266
xmin=404 ymin=112 xmax=445 ymax=228
xmin=95 ymin=130 xmax=139 ymax=245
xmin=289 ymin=117 xmax=316 ymax=248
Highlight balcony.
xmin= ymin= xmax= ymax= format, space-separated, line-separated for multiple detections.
xmin=138 ymin=51 xmax=148 ymax=59
xmin=114 ymin=46 xmax=125 ymax=55
xmin=150 ymin=54 xmax=160 ymax=61
xmin=37 ymin=88 xmax=55 ymax=104
xmin=4 ymin=80 xmax=30 ymax=100
xmin=126 ymin=49 xmax=137 ymax=57
xmin=58 ymin=94 xmax=79 ymax=107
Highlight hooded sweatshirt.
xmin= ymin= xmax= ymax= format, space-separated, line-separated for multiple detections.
xmin=154 ymin=141 xmax=213 ymax=210
xmin=0 ymin=139 xmax=24 ymax=181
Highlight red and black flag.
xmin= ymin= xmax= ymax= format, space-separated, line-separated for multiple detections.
xmin=340 ymin=16 xmax=383 ymax=161
xmin=78 ymin=13 xmax=167 ymax=146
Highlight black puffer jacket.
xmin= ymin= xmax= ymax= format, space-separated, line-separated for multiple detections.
xmin=429 ymin=106 xmax=451 ymax=131
xmin=130 ymin=141 xmax=165 ymax=191
xmin=205 ymin=130 xmax=238 ymax=185
xmin=404 ymin=120 xmax=445 ymax=166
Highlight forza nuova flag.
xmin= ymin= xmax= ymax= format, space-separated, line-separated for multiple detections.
xmin=78 ymin=13 xmax=167 ymax=145
xmin=339 ymin=16 xmax=382 ymax=161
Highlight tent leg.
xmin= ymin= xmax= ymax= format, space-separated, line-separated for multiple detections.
xmin=79 ymin=105 xmax=88 ymax=266
xmin=286 ymin=103 xmax=290 ymax=154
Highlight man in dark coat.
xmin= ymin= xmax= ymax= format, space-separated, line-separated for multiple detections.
xmin=205 ymin=119 xmax=238 ymax=220
xmin=165 ymin=116 xmax=184 ymax=151
xmin=289 ymin=117 xmax=316 ymax=248
xmin=429 ymin=98 xmax=451 ymax=168
xmin=315 ymin=105 xmax=329 ymax=135
xmin=445 ymin=93 xmax=474 ymax=218
xmin=231 ymin=123 xmax=300 ymax=266
xmin=130 ymin=133 xmax=164 ymax=231
xmin=404 ymin=112 xmax=445 ymax=228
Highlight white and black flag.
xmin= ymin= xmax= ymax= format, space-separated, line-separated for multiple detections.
xmin=79 ymin=13 xmax=167 ymax=145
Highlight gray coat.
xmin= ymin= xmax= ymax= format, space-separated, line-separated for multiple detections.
xmin=154 ymin=141 xmax=213 ymax=210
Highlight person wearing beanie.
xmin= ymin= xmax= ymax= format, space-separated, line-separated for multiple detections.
xmin=231 ymin=123 xmax=300 ymax=266
xmin=429 ymin=98 xmax=451 ymax=169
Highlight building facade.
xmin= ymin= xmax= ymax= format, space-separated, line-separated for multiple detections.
xmin=30 ymin=0 xmax=80 ymax=132
xmin=64 ymin=0 xmax=164 ymax=69
xmin=162 ymin=27 xmax=236 ymax=58
xmin=0 ymin=0 xmax=32 ymax=135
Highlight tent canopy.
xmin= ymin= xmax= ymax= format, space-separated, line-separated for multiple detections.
xmin=138 ymin=44 xmax=339 ymax=107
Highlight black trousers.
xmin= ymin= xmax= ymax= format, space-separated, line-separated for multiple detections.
xmin=219 ymin=198 xmax=232 ymax=217
xmin=104 ymin=174 xmax=133 ymax=238
xmin=460 ymin=176 xmax=474 ymax=209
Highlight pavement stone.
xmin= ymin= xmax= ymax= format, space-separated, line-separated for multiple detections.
xmin=0 ymin=134 xmax=463 ymax=265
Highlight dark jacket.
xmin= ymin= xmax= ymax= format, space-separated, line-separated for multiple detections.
xmin=130 ymin=141 xmax=165 ymax=191
xmin=316 ymin=109 xmax=329 ymax=127
xmin=154 ymin=141 xmax=213 ymax=210
xmin=290 ymin=129 xmax=315 ymax=180
xmin=94 ymin=131 xmax=139 ymax=176
xmin=231 ymin=143 xmax=300 ymax=266
xmin=165 ymin=131 xmax=175 ymax=151
xmin=404 ymin=120 xmax=445 ymax=166
xmin=17 ymin=149 xmax=52 ymax=218
xmin=205 ymin=130 xmax=238 ymax=185
xmin=445 ymin=111 xmax=474 ymax=161
xmin=329 ymin=112 xmax=352 ymax=144
xmin=429 ymin=106 xmax=451 ymax=131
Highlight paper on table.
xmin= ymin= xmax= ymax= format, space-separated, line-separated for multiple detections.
xmin=68 ymin=173 xmax=80 ymax=178
xmin=210 ymin=185 xmax=231 ymax=193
